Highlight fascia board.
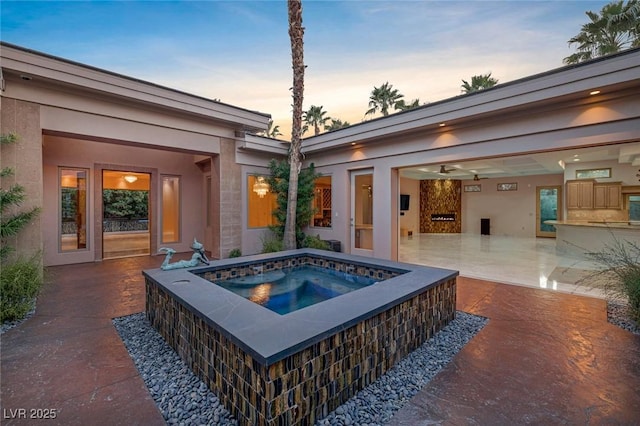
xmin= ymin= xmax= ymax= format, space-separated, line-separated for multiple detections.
xmin=239 ymin=134 xmax=290 ymax=155
xmin=0 ymin=44 xmax=270 ymax=131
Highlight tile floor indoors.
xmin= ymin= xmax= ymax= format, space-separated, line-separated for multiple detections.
xmin=1 ymin=236 xmax=638 ymax=425
xmin=399 ymin=233 xmax=607 ymax=298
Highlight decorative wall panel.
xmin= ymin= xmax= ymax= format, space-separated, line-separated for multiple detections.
xmin=420 ymin=180 xmax=462 ymax=233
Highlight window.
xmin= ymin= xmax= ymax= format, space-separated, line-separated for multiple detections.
xmin=162 ymin=176 xmax=180 ymax=243
xmin=576 ymin=168 xmax=611 ymax=179
xmin=248 ymin=175 xmax=277 ymax=228
xmin=311 ymin=175 xmax=332 ymax=227
xmin=59 ymin=168 xmax=88 ymax=252
xmin=629 ymin=195 xmax=640 ymax=221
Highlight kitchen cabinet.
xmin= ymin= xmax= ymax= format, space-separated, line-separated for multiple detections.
xmin=593 ymin=182 xmax=622 ymax=209
xmin=566 ymin=180 xmax=594 ymax=209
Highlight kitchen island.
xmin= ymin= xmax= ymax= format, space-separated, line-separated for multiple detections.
xmin=545 ymin=220 xmax=640 ymax=257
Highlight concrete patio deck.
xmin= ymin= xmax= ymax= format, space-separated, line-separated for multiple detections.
xmin=1 ymin=256 xmax=639 ymax=425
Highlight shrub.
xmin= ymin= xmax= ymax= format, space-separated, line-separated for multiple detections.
xmin=1 ymin=255 xmax=44 ymax=322
xmin=582 ymin=236 xmax=640 ymax=322
xmin=1 ymin=132 xmax=41 ymax=261
xmin=266 ymin=159 xmax=321 ymax=248
xmin=261 ymin=236 xmax=284 ymax=253
xmin=302 ymin=234 xmax=331 ymax=250
xmin=228 ymin=248 xmax=242 ymax=258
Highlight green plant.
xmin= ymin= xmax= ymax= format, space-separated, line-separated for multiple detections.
xmin=1 ymin=255 xmax=43 ymax=322
xmin=228 ymin=248 xmax=242 ymax=258
xmin=1 ymin=132 xmax=44 ymax=323
xmin=1 ymin=133 xmax=41 ymax=260
xmin=265 ymin=159 xmax=321 ymax=248
xmin=302 ymin=234 xmax=331 ymax=250
xmin=581 ymin=235 xmax=640 ymax=322
xmin=261 ymin=235 xmax=284 ymax=253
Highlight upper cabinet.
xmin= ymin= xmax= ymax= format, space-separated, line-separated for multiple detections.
xmin=566 ymin=180 xmax=622 ymax=210
xmin=566 ymin=180 xmax=594 ymax=209
xmin=593 ymin=182 xmax=622 ymax=209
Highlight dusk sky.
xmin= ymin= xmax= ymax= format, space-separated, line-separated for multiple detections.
xmin=1 ymin=1 xmax=609 ymax=138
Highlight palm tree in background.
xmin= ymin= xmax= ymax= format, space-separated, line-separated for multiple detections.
xmin=394 ymin=98 xmax=422 ymax=111
xmin=461 ymin=73 xmax=499 ymax=93
xmin=325 ymin=118 xmax=351 ymax=131
xmin=564 ymin=0 xmax=640 ymax=65
xmin=262 ymin=119 xmax=283 ymax=138
xmin=303 ymin=105 xmax=331 ymax=136
xmin=609 ymin=0 xmax=640 ymax=26
xmin=365 ymin=82 xmax=404 ymax=117
xmin=284 ymin=0 xmax=304 ymax=250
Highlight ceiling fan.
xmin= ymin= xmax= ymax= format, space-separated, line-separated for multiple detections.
xmin=439 ymin=165 xmax=456 ymax=174
xmin=473 ymin=174 xmax=488 ymax=181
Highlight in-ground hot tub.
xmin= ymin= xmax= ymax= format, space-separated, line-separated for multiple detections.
xmin=144 ymin=249 xmax=457 ymax=425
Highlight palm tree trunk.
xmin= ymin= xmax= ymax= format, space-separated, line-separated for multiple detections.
xmin=285 ymin=0 xmax=304 ymax=250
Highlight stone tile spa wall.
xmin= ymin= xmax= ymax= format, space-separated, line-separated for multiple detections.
xmin=146 ymin=272 xmax=456 ymax=425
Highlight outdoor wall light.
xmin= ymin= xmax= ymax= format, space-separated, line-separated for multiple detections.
xmin=124 ymin=175 xmax=138 ymax=183
xmin=253 ymin=176 xmax=269 ymax=198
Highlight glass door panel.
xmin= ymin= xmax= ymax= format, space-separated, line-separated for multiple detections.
xmin=59 ymin=168 xmax=88 ymax=251
xmin=102 ymin=170 xmax=151 ymax=258
xmin=536 ymin=186 xmax=562 ymax=238
xmin=351 ymin=170 xmax=374 ymax=253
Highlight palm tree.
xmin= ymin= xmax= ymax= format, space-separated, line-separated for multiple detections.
xmin=303 ymin=105 xmax=331 ymax=136
xmin=325 ymin=118 xmax=351 ymax=131
xmin=394 ymin=98 xmax=421 ymax=111
xmin=609 ymin=0 xmax=640 ymax=26
xmin=461 ymin=73 xmax=499 ymax=93
xmin=262 ymin=119 xmax=282 ymax=138
xmin=564 ymin=0 xmax=640 ymax=65
xmin=284 ymin=0 xmax=304 ymax=250
xmin=365 ymin=82 xmax=404 ymax=117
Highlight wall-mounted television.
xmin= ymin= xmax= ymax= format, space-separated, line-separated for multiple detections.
xmin=400 ymin=194 xmax=410 ymax=211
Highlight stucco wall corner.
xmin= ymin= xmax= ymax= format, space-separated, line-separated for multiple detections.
xmin=0 ymin=97 xmax=44 ymax=259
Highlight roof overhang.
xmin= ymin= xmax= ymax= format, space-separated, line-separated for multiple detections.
xmin=0 ymin=42 xmax=271 ymax=133
xmin=301 ymin=48 xmax=640 ymax=155
xmin=238 ymin=133 xmax=289 ymax=156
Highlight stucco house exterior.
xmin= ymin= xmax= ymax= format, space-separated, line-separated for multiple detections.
xmin=1 ymin=42 xmax=640 ymax=267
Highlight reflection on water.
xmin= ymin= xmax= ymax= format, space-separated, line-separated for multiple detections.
xmin=249 ymin=283 xmax=272 ymax=305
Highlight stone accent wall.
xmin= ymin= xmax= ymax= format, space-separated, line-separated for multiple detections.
xmin=420 ymin=179 xmax=462 ymax=233
xmin=0 ymin=98 xmax=43 ymax=259
xmin=146 ymin=275 xmax=456 ymax=425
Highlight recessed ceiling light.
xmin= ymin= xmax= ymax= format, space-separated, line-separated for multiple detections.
xmin=589 ymin=90 xmax=601 ymax=95
xmin=439 ymin=123 xmax=446 ymax=127
xmin=573 ymin=158 xmax=580 ymax=162
xmin=351 ymin=142 xmax=356 ymax=146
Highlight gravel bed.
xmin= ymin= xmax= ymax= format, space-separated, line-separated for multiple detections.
xmin=608 ymin=301 xmax=640 ymax=335
xmin=113 ymin=311 xmax=487 ymax=426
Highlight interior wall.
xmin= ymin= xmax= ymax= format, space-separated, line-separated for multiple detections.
xmin=399 ymin=177 xmax=420 ymax=235
xmin=420 ymin=180 xmax=462 ymax=233
xmin=461 ymin=174 xmax=563 ymax=236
